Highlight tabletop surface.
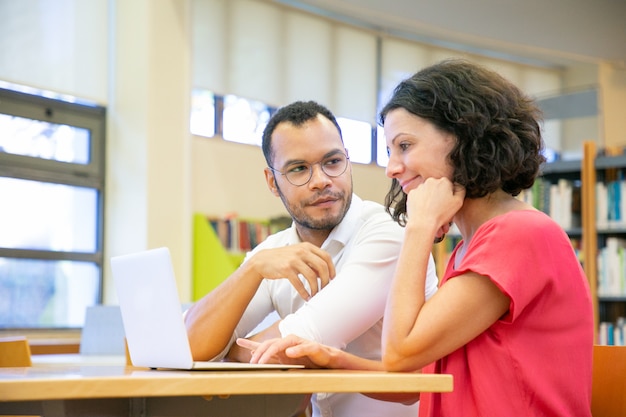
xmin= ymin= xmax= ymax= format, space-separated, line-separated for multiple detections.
xmin=0 ymin=363 xmax=453 ymax=401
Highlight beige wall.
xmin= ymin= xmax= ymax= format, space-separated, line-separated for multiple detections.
xmin=191 ymin=135 xmax=392 ymax=219
xmin=104 ymin=0 xmax=192 ymax=304
xmin=600 ymin=63 xmax=626 ymax=148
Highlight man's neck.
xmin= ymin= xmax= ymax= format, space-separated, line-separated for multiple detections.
xmin=296 ymin=226 xmax=332 ymax=247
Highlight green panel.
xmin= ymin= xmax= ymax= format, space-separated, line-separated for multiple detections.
xmin=192 ymin=214 xmax=240 ymax=300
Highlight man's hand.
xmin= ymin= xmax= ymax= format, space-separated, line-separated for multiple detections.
xmin=247 ymin=243 xmax=336 ymax=300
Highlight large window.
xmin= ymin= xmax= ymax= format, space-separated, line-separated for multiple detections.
xmin=191 ymin=90 xmax=377 ymax=165
xmin=0 ymin=87 xmax=105 ymax=329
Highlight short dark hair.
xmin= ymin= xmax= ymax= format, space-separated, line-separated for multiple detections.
xmin=262 ymin=100 xmax=343 ymax=166
xmin=380 ymin=59 xmax=545 ymax=225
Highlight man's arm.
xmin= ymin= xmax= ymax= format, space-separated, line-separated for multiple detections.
xmin=185 ymin=243 xmax=335 ymax=361
xmin=184 ymin=260 xmax=268 ymax=361
xmin=277 ymin=214 xmax=438 ymax=351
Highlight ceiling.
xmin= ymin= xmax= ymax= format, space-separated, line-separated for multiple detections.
xmin=276 ymin=0 xmax=626 ymax=69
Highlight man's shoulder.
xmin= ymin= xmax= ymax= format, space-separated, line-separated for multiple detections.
xmin=358 ymin=198 xmax=385 ymax=211
xmin=346 ymin=197 xmax=403 ymax=239
xmin=355 ymin=198 xmax=395 ymax=223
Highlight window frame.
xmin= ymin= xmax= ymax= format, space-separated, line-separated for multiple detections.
xmin=0 ymin=87 xmax=106 ymax=324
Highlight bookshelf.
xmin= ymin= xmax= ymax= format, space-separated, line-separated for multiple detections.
xmin=534 ymin=142 xmax=626 ymax=344
xmin=583 ymin=142 xmax=626 ymax=345
xmin=543 ymin=142 xmax=626 ymax=344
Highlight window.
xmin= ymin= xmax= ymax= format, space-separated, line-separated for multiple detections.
xmin=336 ymin=117 xmax=373 ymax=164
xmin=376 ymin=125 xmax=389 ymax=167
xmin=0 ymin=87 xmax=105 ymax=329
xmin=190 ymin=90 xmax=380 ymax=165
xmin=222 ymin=94 xmax=273 ymax=146
xmin=190 ymin=88 xmax=216 ymax=138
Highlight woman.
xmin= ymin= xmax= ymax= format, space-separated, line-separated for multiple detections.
xmin=239 ymin=59 xmax=594 ymax=416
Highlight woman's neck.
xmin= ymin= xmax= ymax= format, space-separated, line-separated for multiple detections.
xmin=454 ymin=189 xmax=531 ymax=243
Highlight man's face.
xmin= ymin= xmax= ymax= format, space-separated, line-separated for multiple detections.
xmin=265 ymin=114 xmax=353 ymax=233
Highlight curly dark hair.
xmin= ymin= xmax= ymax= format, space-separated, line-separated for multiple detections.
xmin=380 ymin=59 xmax=546 ymax=225
xmin=262 ymin=100 xmax=343 ymax=166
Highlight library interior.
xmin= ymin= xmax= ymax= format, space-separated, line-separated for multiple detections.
xmin=1 ymin=0 xmax=626 ymax=416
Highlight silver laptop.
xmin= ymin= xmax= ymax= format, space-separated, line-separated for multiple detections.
xmin=110 ymin=247 xmax=303 ymax=370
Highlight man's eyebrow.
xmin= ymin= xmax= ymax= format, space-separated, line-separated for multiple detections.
xmin=322 ymin=149 xmax=346 ymax=159
xmin=282 ymin=149 xmax=344 ymax=167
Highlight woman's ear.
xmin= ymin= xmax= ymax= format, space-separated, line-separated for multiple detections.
xmin=264 ymin=167 xmax=280 ymax=197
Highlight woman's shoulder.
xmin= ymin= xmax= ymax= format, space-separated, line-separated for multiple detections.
xmin=495 ymin=208 xmax=554 ymax=227
xmin=480 ymin=209 xmax=564 ymax=240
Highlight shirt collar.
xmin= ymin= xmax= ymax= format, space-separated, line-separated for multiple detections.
xmin=284 ymin=193 xmax=362 ymax=252
xmin=322 ymin=193 xmax=362 ymax=252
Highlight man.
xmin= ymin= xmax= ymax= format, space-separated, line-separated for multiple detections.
xmin=185 ymin=100 xmax=439 ymax=417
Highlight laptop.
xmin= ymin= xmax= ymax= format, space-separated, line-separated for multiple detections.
xmin=110 ymin=247 xmax=303 ymax=370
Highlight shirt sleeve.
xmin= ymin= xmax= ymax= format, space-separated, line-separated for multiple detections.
xmin=452 ymin=211 xmax=565 ymax=323
xmin=279 ymin=213 xmax=438 ymax=349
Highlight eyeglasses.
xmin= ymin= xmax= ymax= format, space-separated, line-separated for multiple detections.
xmin=268 ymin=152 xmax=350 ymax=186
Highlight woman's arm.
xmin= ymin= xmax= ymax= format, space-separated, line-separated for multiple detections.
xmin=384 ymin=269 xmax=510 ymax=371
xmin=383 ymin=178 xmax=509 ymax=371
xmin=236 ymin=335 xmax=420 ymax=405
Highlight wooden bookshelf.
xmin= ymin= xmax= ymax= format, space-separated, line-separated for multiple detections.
xmin=583 ymin=142 xmax=626 ymax=344
xmin=582 ymin=141 xmax=599 ymax=340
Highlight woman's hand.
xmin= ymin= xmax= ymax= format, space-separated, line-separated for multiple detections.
xmin=236 ymin=335 xmax=336 ymax=368
xmin=406 ymin=178 xmax=465 ymax=241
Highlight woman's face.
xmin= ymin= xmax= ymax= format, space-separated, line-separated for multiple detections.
xmin=384 ymin=108 xmax=456 ymax=194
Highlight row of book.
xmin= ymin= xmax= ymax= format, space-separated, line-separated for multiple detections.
xmin=597 ymin=237 xmax=626 ymax=297
xmin=598 ymin=318 xmax=626 ymax=346
xmin=519 ymin=178 xmax=581 ymax=230
xmin=596 ymin=179 xmax=626 ymax=230
xmin=208 ymin=217 xmax=271 ymax=253
xmin=519 ymin=177 xmax=626 ymax=232
xmin=208 ymin=215 xmax=292 ymax=253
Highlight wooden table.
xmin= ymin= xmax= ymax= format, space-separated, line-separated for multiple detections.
xmin=0 ymin=363 xmax=453 ymax=417
xmin=0 ymin=329 xmax=81 ymax=355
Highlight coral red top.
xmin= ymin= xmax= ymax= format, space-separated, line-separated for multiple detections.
xmin=419 ymin=210 xmax=593 ymax=417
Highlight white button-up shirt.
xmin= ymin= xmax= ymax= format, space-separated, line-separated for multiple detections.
xmin=217 ymin=194 xmax=439 ymax=417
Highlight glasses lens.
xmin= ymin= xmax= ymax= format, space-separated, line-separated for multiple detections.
xmin=283 ymin=154 xmax=348 ymax=186
xmin=285 ymin=167 xmax=311 ymax=186
xmin=322 ymin=154 xmax=348 ymax=177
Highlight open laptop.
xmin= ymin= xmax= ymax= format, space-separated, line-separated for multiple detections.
xmin=110 ymin=247 xmax=303 ymax=370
